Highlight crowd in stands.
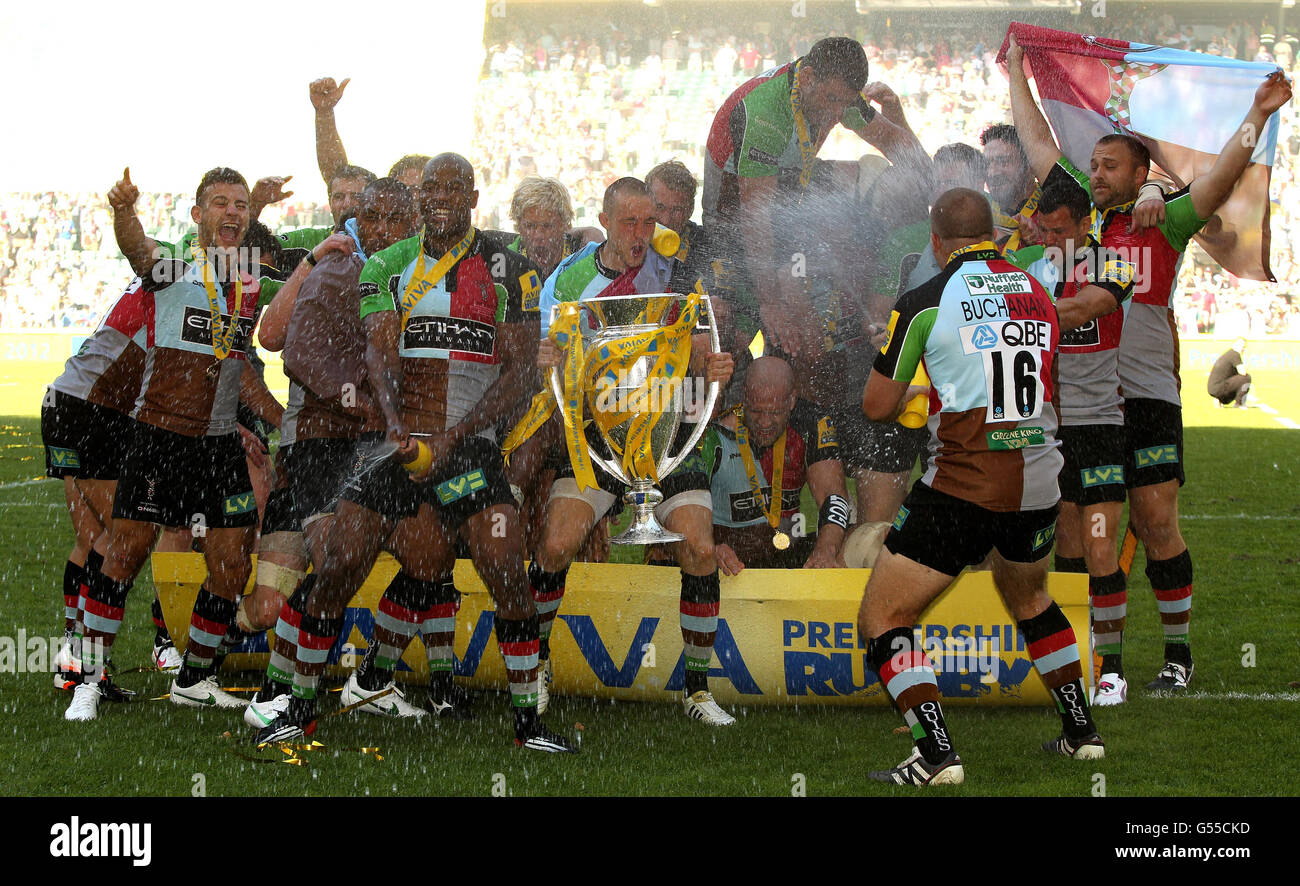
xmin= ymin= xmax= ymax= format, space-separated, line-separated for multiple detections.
xmin=3 ymin=8 xmax=1296 ymax=332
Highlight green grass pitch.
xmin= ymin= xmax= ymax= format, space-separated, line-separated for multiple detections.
xmin=1 ymin=348 xmax=1297 ymax=796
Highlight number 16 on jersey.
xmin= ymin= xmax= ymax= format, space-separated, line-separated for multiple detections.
xmin=959 ymin=319 xmax=1051 ymax=423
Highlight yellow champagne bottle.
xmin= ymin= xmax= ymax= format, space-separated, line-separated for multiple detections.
xmin=898 ymin=364 xmax=930 ymax=429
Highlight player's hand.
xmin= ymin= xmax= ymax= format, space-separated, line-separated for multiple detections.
xmin=1130 ymin=190 xmax=1166 ymax=233
xmin=107 ymin=167 xmax=139 ymax=212
xmin=309 ymin=77 xmax=350 ymax=111
xmin=312 ymin=232 xmax=355 ymax=263
xmin=803 ymin=542 xmax=844 ymax=570
xmin=1254 ymin=70 xmax=1293 ymax=115
xmin=861 ymin=81 xmax=904 ymax=122
xmin=1007 ymin=35 xmax=1025 ymax=68
xmin=716 ymin=543 xmax=745 ymax=576
xmin=238 ymin=425 xmax=268 ymax=471
xmin=251 ymin=175 xmax=294 ymax=213
xmin=704 ymin=351 xmax=734 ymax=387
xmin=537 ymin=338 xmax=563 ymax=369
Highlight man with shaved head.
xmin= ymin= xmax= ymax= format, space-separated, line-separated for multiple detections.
xmin=698 ymin=356 xmax=850 ymax=573
xmin=856 ymin=187 xmax=1105 ymax=785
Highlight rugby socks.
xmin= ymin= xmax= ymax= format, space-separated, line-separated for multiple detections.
xmin=868 ymin=626 xmax=954 ymax=765
xmin=262 ymin=575 xmax=313 ymax=701
xmin=176 ymin=586 xmax=237 ymax=687
xmin=1146 ymin=550 xmax=1193 ymax=667
xmin=680 ymin=570 xmax=720 ymax=696
xmin=70 ymin=550 xmax=103 ymax=656
xmin=1019 ymin=604 xmax=1096 ymax=740
xmin=62 ymin=561 xmax=83 ymax=638
xmin=1054 ymin=554 xmax=1087 ymax=574
xmin=150 ymin=594 xmax=173 ymax=646
xmin=1089 ymin=570 xmax=1128 ymax=676
xmin=494 ymin=614 xmax=541 ymax=729
xmin=528 ymin=561 xmax=568 ymax=662
xmin=421 ymin=580 xmax=461 ymax=700
xmin=291 ymin=609 xmax=345 ymax=719
xmin=356 ymin=571 xmax=429 ymax=692
xmin=210 ymin=621 xmax=248 ymax=673
xmin=81 ymin=569 xmax=132 ymax=684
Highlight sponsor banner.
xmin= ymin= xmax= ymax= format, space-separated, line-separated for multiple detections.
xmin=154 ymin=553 xmax=1090 ymax=706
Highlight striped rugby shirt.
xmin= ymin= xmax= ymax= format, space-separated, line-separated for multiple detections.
xmin=48 ymin=280 xmax=148 ymax=415
xmin=357 ymin=229 xmax=540 ymax=439
xmin=1053 ymin=157 xmax=1209 ymax=407
xmin=1008 ymin=231 xmax=1137 ymax=426
xmin=875 ymin=243 xmax=1062 ymax=511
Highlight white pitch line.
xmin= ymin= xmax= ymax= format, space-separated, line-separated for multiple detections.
xmin=1180 ymin=511 xmax=1300 ymax=517
xmin=1177 ymin=691 xmax=1300 ymax=702
xmin=0 ymin=477 xmax=57 ymax=491
xmin=1251 ymin=399 xmax=1299 ymax=431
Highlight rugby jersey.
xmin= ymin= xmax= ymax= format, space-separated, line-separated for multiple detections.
xmin=875 ymin=243 xmax=1062 ymax=511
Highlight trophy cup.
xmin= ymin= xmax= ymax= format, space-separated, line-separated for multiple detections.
xmin=549 ymin=292 xmax=721 ymax=545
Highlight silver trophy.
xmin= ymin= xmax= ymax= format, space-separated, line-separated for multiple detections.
xmin=549 ymin=292 xmax=720 ymax=544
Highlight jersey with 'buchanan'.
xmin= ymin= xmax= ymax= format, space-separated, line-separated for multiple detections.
xmin=698 ymin=400 xmax=840 ymax=528
xmin=1053 ymin=157 xmax=1208 ymax=407
xmin=1008 ymin=231 xmax=1136 ymax=426
xmin=49 ymin=280 xmax=147 ymax=415
xmin=875 ymin=243 xmax=1062 ymax=512
xmin=357 ymin=229 xmax=540 ymax=437
xmin=702 ymin=59 xmax=874 ymax=227
xmin=135 ymin=252 xmax=268 ymax=436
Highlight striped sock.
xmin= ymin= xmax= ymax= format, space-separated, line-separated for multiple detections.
xmin=494 ymin=614 xmax=540 ymax=711
xmin=1089 ymin=570 xmax=1127 ymax=676
xmin=680 ymin=570 xmax=720 ymax=696
xmin=1054 ymin=554 xmax=1087 ymax=573
xmin=74 ymin=550 xmax=102 ymax=654
xmin=292 ymin=611 xmax=344 ymax=714
xmin=150 ymin=593 xmax=171 ymax=645
xmin=263 ymin=575 xmax=313 ymax=701
xmin=62 ymin=561 xmax=83 ymax=638
xmin=177 ymin=587 xmax=237 ymax=687
xmin=358 ymin=572 xmax=429 ymax=691
xmin=1146 ymin=550 xmax=1193 ymax=667
xmin=868 ymin=626 xmax=953 ymax=765
xmin=1019 ymin=604 xmax=1095 ymax=740
xmin=421 ymin=580 xmax=461 ymax=698
xmin=528 ymin=561 xmax=568 ymax=661
xmin=81 ymin=569 xmax=132 ymax=684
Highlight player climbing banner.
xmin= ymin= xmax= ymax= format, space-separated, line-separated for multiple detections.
xmin=998 ymin=22 xmax=1285 ymax=281
xmin=154 ymin=554 xmax=1089 ymax=706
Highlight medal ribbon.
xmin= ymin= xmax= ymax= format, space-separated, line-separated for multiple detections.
xmin=734 ymin=404 xmax=787 ymax=533
xmin=790 ymin=60 xmax=817 ymax=190
xmin=192 ymin=243 xmax=243 ymax=361
xmin=398 ymin=227 xmax=475 ymax=326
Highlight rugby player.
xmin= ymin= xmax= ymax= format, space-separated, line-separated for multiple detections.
xmin=981 ymin=124 xmax=1042 ymax=251
xmin=254 ymin=154 xmax=576 ymax=752
xmin=1009 ymin=35 xmax=1293 ymax=690
xmin=703 ymin=36 xmax=926 ymax=360
xmin=525 ymin=177 xmax=736 ymax=725
xmin=1008 ymin=178 xmax=1139 ymax=706
xmin=66 ymin=167 xmax=284 ymax=721
xmin=704 ymin=357 xmax=850 ymax=573
xmin=858 ymin=189 xmax=1104 ymax=785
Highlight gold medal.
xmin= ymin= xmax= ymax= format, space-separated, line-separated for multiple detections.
xmin=205 ymin=362 xmax=220 ymax=381
xmin=772 ymin=530 xmax=791 ymax=550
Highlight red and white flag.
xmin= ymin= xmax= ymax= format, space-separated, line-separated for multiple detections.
xmin=998 ymin=22 xmax=1285 ymax=281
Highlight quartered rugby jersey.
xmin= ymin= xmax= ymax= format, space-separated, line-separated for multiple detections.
xmin=49 ymin=280 xmax=147 ymax=414
xmin=1054 ymin=157 xmax=1209 ymax=407
xmin=357 ymin=229 xmax=540 ymax=438
xmin=135 ymin=252 xmax=267 ymax=437
xmin=699 ymin=401 xmax=839 ymax=529
xmin=535 ymin=238 xmax=678 ymax=338
xmin=875 ymin=243 xmax=1062 ymax=512
xmin=702 ymin=59 xmax=874 ymax=227
xmin=1009 ymin=233 xmax=1137 ymax=426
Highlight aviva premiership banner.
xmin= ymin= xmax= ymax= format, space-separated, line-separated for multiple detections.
xmin=154 ymin=554 xmax=1089 ymax=706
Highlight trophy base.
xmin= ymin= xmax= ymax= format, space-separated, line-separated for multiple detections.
xmin=609 ymin=486 xmax=684 ymax=546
